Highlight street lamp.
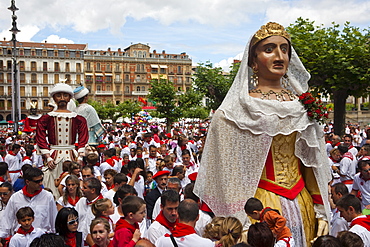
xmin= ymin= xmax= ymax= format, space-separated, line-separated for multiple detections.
xmin=8 ymin=0 xmax=20 ymax=133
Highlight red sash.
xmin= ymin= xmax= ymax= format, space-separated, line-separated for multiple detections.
xmin=67 ymin=195 xmax=80 ymax=206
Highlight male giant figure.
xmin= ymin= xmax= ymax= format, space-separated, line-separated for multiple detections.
xmin=36 ymin=83 xmax=88 ymax=196
xmin=74 ymin=85 xmax=105 ymax=146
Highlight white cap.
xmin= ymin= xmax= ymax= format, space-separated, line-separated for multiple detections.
xmin=50 ymin=83 xmax=74 ymax=97
xmin=73 ymin=86 xmax=89 ymax=100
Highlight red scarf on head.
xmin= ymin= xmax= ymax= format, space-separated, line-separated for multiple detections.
xmin=350 ymin=215 xmax=370 ymax=230
xmin=16 ymin=226 xmax=34 ymax=235
xmin=168 ymin=223 xmax=196 ymax=237
xmin=22 ymin=186 xmax=42 ymax=198
xmin=127 ymin=173 xmax=140 ymax=182
xmin=115 ymin=217 xmax=139 ymax=234
xmin=155 ymin=210 xmax=177 ymax=232
xmin=8 ymin=151 xmax=17 ymax=156
xmin=87 ymin=194 xmax=104 ymax=205
xmin=67 ymin=195 xmax=80 ymax=206
xmin=106 ymin=158 xmax=115 ymax=167
xmin=65 ymin=232 xmax=77 ymax=247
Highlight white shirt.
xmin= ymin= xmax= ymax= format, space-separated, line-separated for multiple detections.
xmin=75 ymin=197 xmax=95 ymax=238
xmin=340 ymin=154 xmax=356 ymax=181
xmin=350 ymin=216 xmax=370 ymax=247
xmin=155 ymin=232 xmax=214 ymax=247
xmin=8 ymin=227 xmax=44 ymax=247
xmin=146 ymin=220 xmax=171 ymax=244
xmin=195 ymin=210 xmax=212 ymax=237
xmin=0 ymin=189 xmax=57 ymax=238
xmin=127 ymin=175 xmax=145 ymax=199
xmin=353 ymin=173 xmax=370 ymax=208
xmin=330 ymin=208 xmax=348 ymax=237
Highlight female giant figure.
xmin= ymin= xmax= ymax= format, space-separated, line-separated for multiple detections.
xmin=194 ymin=22 xmax=331 ymax=247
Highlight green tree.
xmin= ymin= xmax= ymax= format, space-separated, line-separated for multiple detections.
xmin=177 ymin=88 xmax=208 ymax=119
xmin=287 ymin=18 xmax=370 ymax=136
xmin=88 ymin=100 xmax=141 ymax=123
xmin=116 ymin=101 xmax=142 ymax=120
xmin=193 ymin=61 xmax=240 ymax=110
xmin=149 ymin=78 xmax=181 ymax=132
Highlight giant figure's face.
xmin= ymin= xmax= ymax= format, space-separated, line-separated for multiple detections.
xmin=53 ymin=92 xmax=71 ymax=108
xmin=252 ymin=36 xmax=290 ymax=82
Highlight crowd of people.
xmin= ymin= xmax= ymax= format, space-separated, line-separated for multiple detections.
xmin=2 ymin=21 xmax=370 ymax=247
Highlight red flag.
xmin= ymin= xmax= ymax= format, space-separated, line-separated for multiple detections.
xmin=138 ymin=97 xmax=147 ymax=105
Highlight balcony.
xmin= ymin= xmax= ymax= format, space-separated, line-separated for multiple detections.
xmin=114 ymin=69 xmax=121 ymax=73
xmin=132 ymin=91 xmax=149 ymax=96
xmin=114 ymin=79 xmax=122 ymax=84
xmin=96 ymin=91 xmax=113 ymax=95
xmin=114 ymin=91 xmax=122 ymax=95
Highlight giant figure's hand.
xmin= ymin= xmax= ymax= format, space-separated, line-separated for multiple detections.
xmin=316 ymin=218 xmax=329 ymax=237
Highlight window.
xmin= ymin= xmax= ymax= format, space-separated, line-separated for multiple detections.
xmin=86 ymin=62 xmax=91 ymax=71
xmin=178 ymin=66 xmax=182 ymax=74
xmin=125 ymin=86 xmax=129 ymax=93
xmin=54 ymin=62 xmax=59 ymax=72
xmin=43 ymin=100 xmax=49 ymax=108
xmin=86 ymin=76 xmax=92 ymax=82
xmin=43 ymin=74 xmax=48 ymax=84
xmin=32 ymin=87 xmax=37 ymax=96
xmin=76 ymin=63 xmax=81 ymax=72
xmin=107 ymin=85 xmax=111 ymax=91
xmin=97 ymin=85 xmax=101 ymax=91
xmin=96 ymin=63 xmax=101 ymax=71
xmin=160 ymin=68 xmax=166 ymax=74
xmin=65 ymin=63 xmax=70 ymax=72
xmin=54 ymin=74 xmax=59 ymax=84
xmin=19 ymin=61 xmax=25 ymax=71
xmin=116 ymin=85 xmax=120 ymax=91
xmin=20 ymin=73 xmax=25 ymax=83
xmin=43 ymin=62 xmax=47 ymax=71
xmin=43 ymin=87 xmax=48 ymax=96
xmin=141 ymin=86 xmax=145 ymax=91
xmin=106 ymin=64 xmax=111 ymax=71
xmin=96 ymin=76 xmax=103 ymax=82
xmin=136 ymin=86 xmax=140 ymax=91
xmin=31 ymin=74 xmax=37 ymax=83
xmin=31 ymin=61 xmax=37 ymax=71
xmin=115 ymin=63 xmax=120 ymax=71
xmin=106 ymin=76 xmax=112 ymax=82
xmin=125 ymin=75 xmax=129 ymax=82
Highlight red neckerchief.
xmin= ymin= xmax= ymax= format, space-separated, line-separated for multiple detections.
xmin=149 ymin=155 xmax=157 ymax=159
xmin=360 ymin=173 xmax=370 ymax=182
xmin=8 ymin=151 xmax=16 ymax=156
xmin=350 ymin=215 xmax=370 ymax=230
xmin=106 ymin=183 xmax=115 ymax=190
xmin=92 ymin=242 xmax=113 ymax=247
xmin=329 ymin=156 xmax=339 ymax=162
xmin=348 ymin=145 xmax=354 ymax=150
xmin=186 ymin=162 xmax=195 ymax=169
xmin=87 ymin=194 xmax=104 ymax=205
xmin=22 ymin=156 xmax=30 ymax=161
xmin=155 ymin=210 xmax=177 ymax=232
xmin=115 ymin=217 xmax=139 ymax=234
xmin=332 ymin=142 xmax=341 ymax=148
xmin=59 ymin=171 xmax=68 ymax=179
xmin=137 ymin=154 xmax=142 ymax=158
xmin=67 ymin=195 xmax=80 ymax=206
xmin=65 ymin=231 xmax=77 ymax=247
xmin=16 ymin=226 xmax=34 ymax=235
xmin=101 ymin=215 xmax=114 ymax=226
xmin=127 ymin=173 xmax=140 ymax=182
xmin=22 ymin=186 xmax=42 ymax=198
xmin=112 ymin=156 xmax=119 ymax=161
xmin=106 ymin=158 xmax=115 ymax=167
xmin=0 ymin=177 xmax=4 ymax=182
xmin=199 ymin=201 xmax=213 ymax=213
xmin=343 ymin=152 xmax=354 ymax=161
xmin=180 ymin=145 xmax=186 ymax=150
xmin=169 ymin=223 xmax=196 ymax=237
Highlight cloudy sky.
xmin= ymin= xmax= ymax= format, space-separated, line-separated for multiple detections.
xmin=0 ymin=0 xmax=369 ymax=71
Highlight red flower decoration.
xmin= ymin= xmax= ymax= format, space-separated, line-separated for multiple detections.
xmin=298 ymin=92 xmax=328 ymax=125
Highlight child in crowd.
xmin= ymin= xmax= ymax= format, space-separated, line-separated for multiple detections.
xmin=203 ymin=216 xmax=225 ymax=242
xmin=103 ymin=169 xmax=117 ymax=190
xmin=217 ymin=217 xmax=244 ymax=247
xmin=245 ymin=197 xmax=294 ymax=247
xmin=92 ymin=198 xmax=115 ymax=238
xmin=112 ymin=195 xmax=145 ymax=246
xmin=9 ymin=207 xmax=44 ymax=247
xmin=0 ymin=161 xmax=9 ymax=184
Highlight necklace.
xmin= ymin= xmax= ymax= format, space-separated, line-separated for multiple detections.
xmin=249 ymin=89 xmax=297 ymax=101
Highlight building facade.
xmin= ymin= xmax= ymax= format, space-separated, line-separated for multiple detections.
xmin=0 ymin=40 xmax=86 ymax=121
xmin=0 ymin=42 xmax=192 ymax=121
xmin=84 ymin=43 xmax=193 ymax=104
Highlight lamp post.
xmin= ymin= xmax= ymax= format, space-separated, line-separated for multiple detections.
xmin=8 ymin=0 xmax=20 ymax=133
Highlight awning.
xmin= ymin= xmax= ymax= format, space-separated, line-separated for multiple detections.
xmin=151 ymin=74 xmax=159 ymax=79
xmin=95 ymin=73 xmax=104 ymax=76
xmin=105 ymin=74 xmax=112 ymax=76
xmin=85 ymin=73 xmax=93 ymax=76
xmin=159 ymin=65 xmax=168 ymax=68
xmin=151 ymin=64 xmax=159 ymax=68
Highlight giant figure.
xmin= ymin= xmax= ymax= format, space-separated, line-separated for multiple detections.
xmin=36 ymin=83 xmax=88 ymax=196
xmin=194 ymin=22 xmax=332 ymax=247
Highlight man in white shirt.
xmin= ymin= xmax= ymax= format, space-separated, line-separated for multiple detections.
xmin=0 ymin=167 xmax=57 ymax=241
xmin=5 ymin=144 xmax=22 ymax=184
xmin=155 ymin=199 xmax=214 ymax=247
xmin=146 ymin=190 xmax=180 ymax=243
xmin=337 ymin=144 xmax=356 ymax=191
xmin=352 ymin=160 xmax=370 ymax=210
xmin=344 ymin=134 xmax=359 ymax=157
xmin=330 ymin=183 xmax=349 ymax=237
xmin=337 ymin=194 xmax=370 ymax=247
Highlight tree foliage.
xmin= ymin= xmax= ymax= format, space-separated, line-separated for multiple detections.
xmin=149 ymin=78 xmax=206 ymax=131
xmin=193 ymin=61 xmax=240 ymax=110
xmin=88 ymin=100 xmax=141 ymax=123
xmin=287 ymin=18 xmax=370 ymax=135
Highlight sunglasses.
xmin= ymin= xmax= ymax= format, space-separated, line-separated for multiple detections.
xmin=67 ymin=217 xmax=79 ymax=225
xmin=0 ymin=192 xmax=10 ymax=196
xmin=31 ymin=178 xmax=43 ymax=184
xmin=362 ymin=168 xmax=370 ymax=173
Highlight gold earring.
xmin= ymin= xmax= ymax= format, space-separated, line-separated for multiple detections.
xmin=251 ymin=68 xmax=258 ymax=88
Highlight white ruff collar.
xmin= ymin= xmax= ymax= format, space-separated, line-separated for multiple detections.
xmin=48 ymin=111 xmax=77 ymax=118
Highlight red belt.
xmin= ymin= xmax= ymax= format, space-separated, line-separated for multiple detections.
xmin=342 ymin=180 xmax=354 ymax=184
xmin=9 ymin=170 xmax=21 ymax=173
